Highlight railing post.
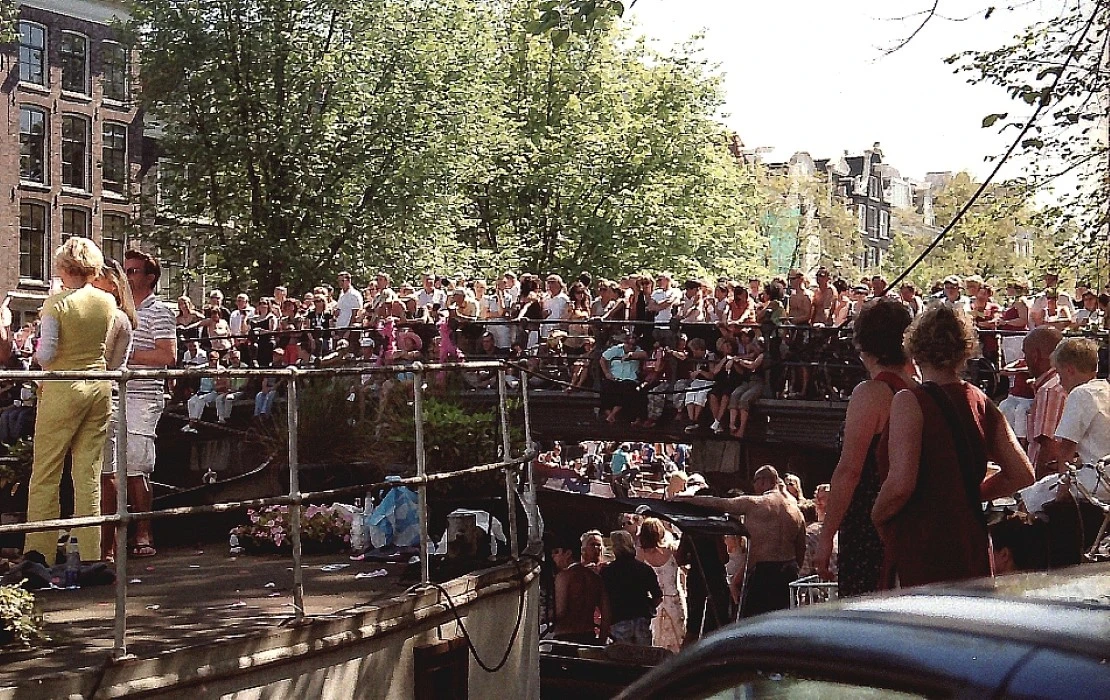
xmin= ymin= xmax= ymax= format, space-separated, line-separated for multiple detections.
xmin=497 ymin=369 xmax=518 ymax=560
xmin=519 ymin=372 xmax=539 ymax=548
xmin=413 ymin=365 xmax=430 ymax=584
xmin=113 ymin=370 xmax=130 ymax=660
xmin=286 ymin=368 xmax=305 ymax=621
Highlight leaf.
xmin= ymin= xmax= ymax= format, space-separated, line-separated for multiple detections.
xmin=1021 ymin=138 xmax=1044 ymax=150
xmin=552 ymin=28 xmax=571 ymax=48
xmin=610 ymin=1 xmax=626 ymax=17
xmin=981 ymin=113 xmax=1007 ymax=128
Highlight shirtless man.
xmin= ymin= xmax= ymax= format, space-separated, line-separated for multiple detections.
xmin=674 ymin=465 xmax=805 ymax=617
xmin=551 ymin=533 xmax=610 ymax=644
xmin=809 ymin=268 xmax=835 ymax=326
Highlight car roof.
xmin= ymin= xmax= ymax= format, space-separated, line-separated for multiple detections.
xmin=617 ymin=565 xmax=1110 ymax=700
xmin=832 ymin=564 xmax=1110 ymax=655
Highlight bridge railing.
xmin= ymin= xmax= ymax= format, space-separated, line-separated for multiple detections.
xmin=0 ymin=361 xmax=539 ymax=660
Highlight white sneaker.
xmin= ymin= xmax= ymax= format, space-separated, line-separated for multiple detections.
xmin=709 ymin=420 xmax=720 ymax=432
xmin=181 ymin=425 xmax=198 ymax=434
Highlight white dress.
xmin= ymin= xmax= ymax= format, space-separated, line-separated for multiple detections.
xmin=648 ymin=552 xmax=687 ymax=652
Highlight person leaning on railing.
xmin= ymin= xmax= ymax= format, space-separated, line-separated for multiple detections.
xmin=25 ymin=238 xmax=119 ymax=564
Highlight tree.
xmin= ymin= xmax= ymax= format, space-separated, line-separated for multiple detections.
xmin=950 ymin=1 xmax=1110 ymax=286
xmin=136 ymin=0 xmax=770 ymax=292
xmin=885 ymin=172 xmax=1049 ymax=288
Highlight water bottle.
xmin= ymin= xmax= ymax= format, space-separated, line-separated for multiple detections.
xmin=351 ymin=510 xmax=365 ymax=553
xmin=229 ymin=533 xmax=243 ymax=556
xmin=63 ymin=536 xmax=80 ymax=589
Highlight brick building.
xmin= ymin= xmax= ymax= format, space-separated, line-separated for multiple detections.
xmin=2 ymin=0 xmax=140 ymax=324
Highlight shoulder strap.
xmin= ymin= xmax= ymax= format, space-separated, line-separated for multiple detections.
xmin=918 ymin=382 xmax=987 ymax=529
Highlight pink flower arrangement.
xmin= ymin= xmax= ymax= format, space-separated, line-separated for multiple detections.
xmin=231 ymin=504 xmax=352 ymax=553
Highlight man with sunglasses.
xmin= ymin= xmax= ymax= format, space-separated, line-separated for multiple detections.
xmin=102 ymin=251 xmax=177 ymax=560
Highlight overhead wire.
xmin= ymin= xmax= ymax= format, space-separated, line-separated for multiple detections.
xmin=886 ymin=2 xmax=1104 ymax=292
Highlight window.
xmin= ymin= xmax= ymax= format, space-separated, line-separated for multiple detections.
xmin=157 ymin=245 xmax=187 ymax=297
xmin=102 ymin=213 xmax=128 ymax=262
xmin=60 ymin=32 xmax=89 ymax=94
xmin=102 ymin=41 xmax=129 ymax=102
xmin=866 ymin=206 xmax=878 ymax=236
xmin=18 ymin=22 xmax=46 ymax=86
xmin=62 ymin=115 xmax=90 ymax=190
xmin=857 ymin=204 xmax=866 ymax=233
xmin=879 ymin=210 xmax=890 ymax=240
xmin=19 ymin=107 xmax=48 ymax=184
xmin=62 ymin=207 xmax=90 ymax=242
xmin=102 ymin=123 xmax=128 ymax=195
xmin=20 ymin=202 xmax=49 ymax=282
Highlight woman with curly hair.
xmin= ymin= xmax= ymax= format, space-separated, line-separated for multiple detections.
xmin=815 ymin=299 xmax=915 ymax=595
xmin=873 ymin=306 xmax=1034 ymax=587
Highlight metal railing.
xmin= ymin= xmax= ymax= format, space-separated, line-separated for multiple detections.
xmin=0 ymin=361 xmax=539 ymax=660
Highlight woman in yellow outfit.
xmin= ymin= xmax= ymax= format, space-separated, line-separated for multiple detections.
xmin=25 ymin=238 xmax=119 ymax=562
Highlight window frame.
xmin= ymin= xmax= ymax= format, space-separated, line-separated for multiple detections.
xmin=61 ymin=114 xmax=91 ymax=191
xmin=19 ymin=106 xmax=49 ymax=185
xmin=61 ymin=206 xmax=91 ymax=243
xmin=101 ymin=212 xmax=128 ymax=263
xmin=19 ymin=201 xmax=50 ymax=283
xmin=101 ymin=40 xmax=129 ymax=103
xmin=59 ymin=30 xmax=90 ymax=96
xmin=18 ymin=21 xmax=47 ymax=87
xmin=102 ymin=122 xmax=129 ymax=196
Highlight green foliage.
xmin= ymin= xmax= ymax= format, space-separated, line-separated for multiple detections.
xmin=134 ymin=0 xmax=769 ymax=291
xmin=951 ymin=2 xmax=1110 ymax=286
xmin=0 ymin=585 xmax=45 ymax=648
xmin=885 ymin=172 xmax=1048 ymax=288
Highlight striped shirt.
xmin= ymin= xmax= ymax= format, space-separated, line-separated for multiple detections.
xmin=1027 ymin=369 xmax=1067 ymax=468
xmin=129 ymin=294 xmax=177 ymax=395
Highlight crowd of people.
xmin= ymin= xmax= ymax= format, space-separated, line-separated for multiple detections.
xmin=546 ymin=465 xmax=837 ymax=650
xmin=2 ymin=252 xmax=1108 ymax=596
xmin=543 ymin=295 xmax=1109 ymax=651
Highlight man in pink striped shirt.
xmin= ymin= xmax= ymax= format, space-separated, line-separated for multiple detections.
xmin=1024 ymin=327 xmax=1066 ymax=476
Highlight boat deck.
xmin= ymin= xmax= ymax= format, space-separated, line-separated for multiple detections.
xmin=0 ymin=546 xmax=415 ymax=690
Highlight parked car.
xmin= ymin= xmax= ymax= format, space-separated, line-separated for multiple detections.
xmin=617 ymin=564 xmax=1110 ymax=699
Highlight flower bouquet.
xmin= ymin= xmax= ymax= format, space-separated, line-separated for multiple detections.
xmin=231 ymin=504 xmax=352 ymax=555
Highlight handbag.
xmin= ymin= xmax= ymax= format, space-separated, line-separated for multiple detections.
xmin=918 ymin=382 xmax=988 ymax=529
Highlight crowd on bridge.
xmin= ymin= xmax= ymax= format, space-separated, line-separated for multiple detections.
xmin=1 ymin=243 xmax=1108 ymax=625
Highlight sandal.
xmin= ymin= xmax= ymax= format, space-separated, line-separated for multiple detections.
xmin=131 ymin=544 xmax=157 ymax=558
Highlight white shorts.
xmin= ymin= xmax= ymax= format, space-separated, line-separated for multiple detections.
xmin=998 ymin=395 xmax=1033 ymax=439
xmin=103 ymin=391 xmax=164 ymax=476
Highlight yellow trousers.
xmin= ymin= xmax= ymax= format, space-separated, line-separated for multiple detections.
xmin=26 ymin=380 xmax=111 ymax=561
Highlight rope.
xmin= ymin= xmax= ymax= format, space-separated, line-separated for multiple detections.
xmin=405 ymin=557 xmax=535 ymax=673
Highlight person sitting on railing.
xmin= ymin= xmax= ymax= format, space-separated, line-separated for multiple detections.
xmin=182 ymin=351 xmax=224 ymax=433
xmin=198 ymin=307 xmax=232 ymax=359
xmin=642 ymin=335 xmax=687 ymax=428
xmin=1072 ymin=290 xmax=1103 ymax=331
xmin=728 ymin=329 xmax=766 ymax=439
xmin=462 ymin=332 xmax=509 ymax=390
xmin=704 ymin=336 xmax=743 ymax=434
xmin=599 ymin=334 xmax=648 ymax=424
xmin=676 ymin=337 xmax=716 ymax=429
xmin=214 ymin=349 xmax=246 ymax=423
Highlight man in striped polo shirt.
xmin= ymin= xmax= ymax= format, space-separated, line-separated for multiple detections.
xmin=102 ymin=251 xmax=177 ymax=559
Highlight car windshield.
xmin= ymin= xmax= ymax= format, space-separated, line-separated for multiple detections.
xmin=701 ymin=672 xmax=929 ymax=700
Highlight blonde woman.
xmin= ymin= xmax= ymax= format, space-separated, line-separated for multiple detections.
xmin=27 ymin=238 xmax=118 ymax=562
xmin=93 ymin=260 xmax=137 ymax=560
xmin=638 ymin=517 xmax=686 ymax=652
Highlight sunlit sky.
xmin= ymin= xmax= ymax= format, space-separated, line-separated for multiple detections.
xmin=629 ymin=0 xmax=1064 ymax=181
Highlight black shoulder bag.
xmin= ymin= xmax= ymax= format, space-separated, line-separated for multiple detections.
xmin=918 ymin=382 xmax=988 ymax=529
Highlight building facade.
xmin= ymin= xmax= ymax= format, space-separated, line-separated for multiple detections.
xmin=2 ymin=0 xmax=140 ymax=323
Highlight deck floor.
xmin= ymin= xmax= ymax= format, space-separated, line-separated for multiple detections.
xmin=0 ymin=547 xmax=414 ymax=687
